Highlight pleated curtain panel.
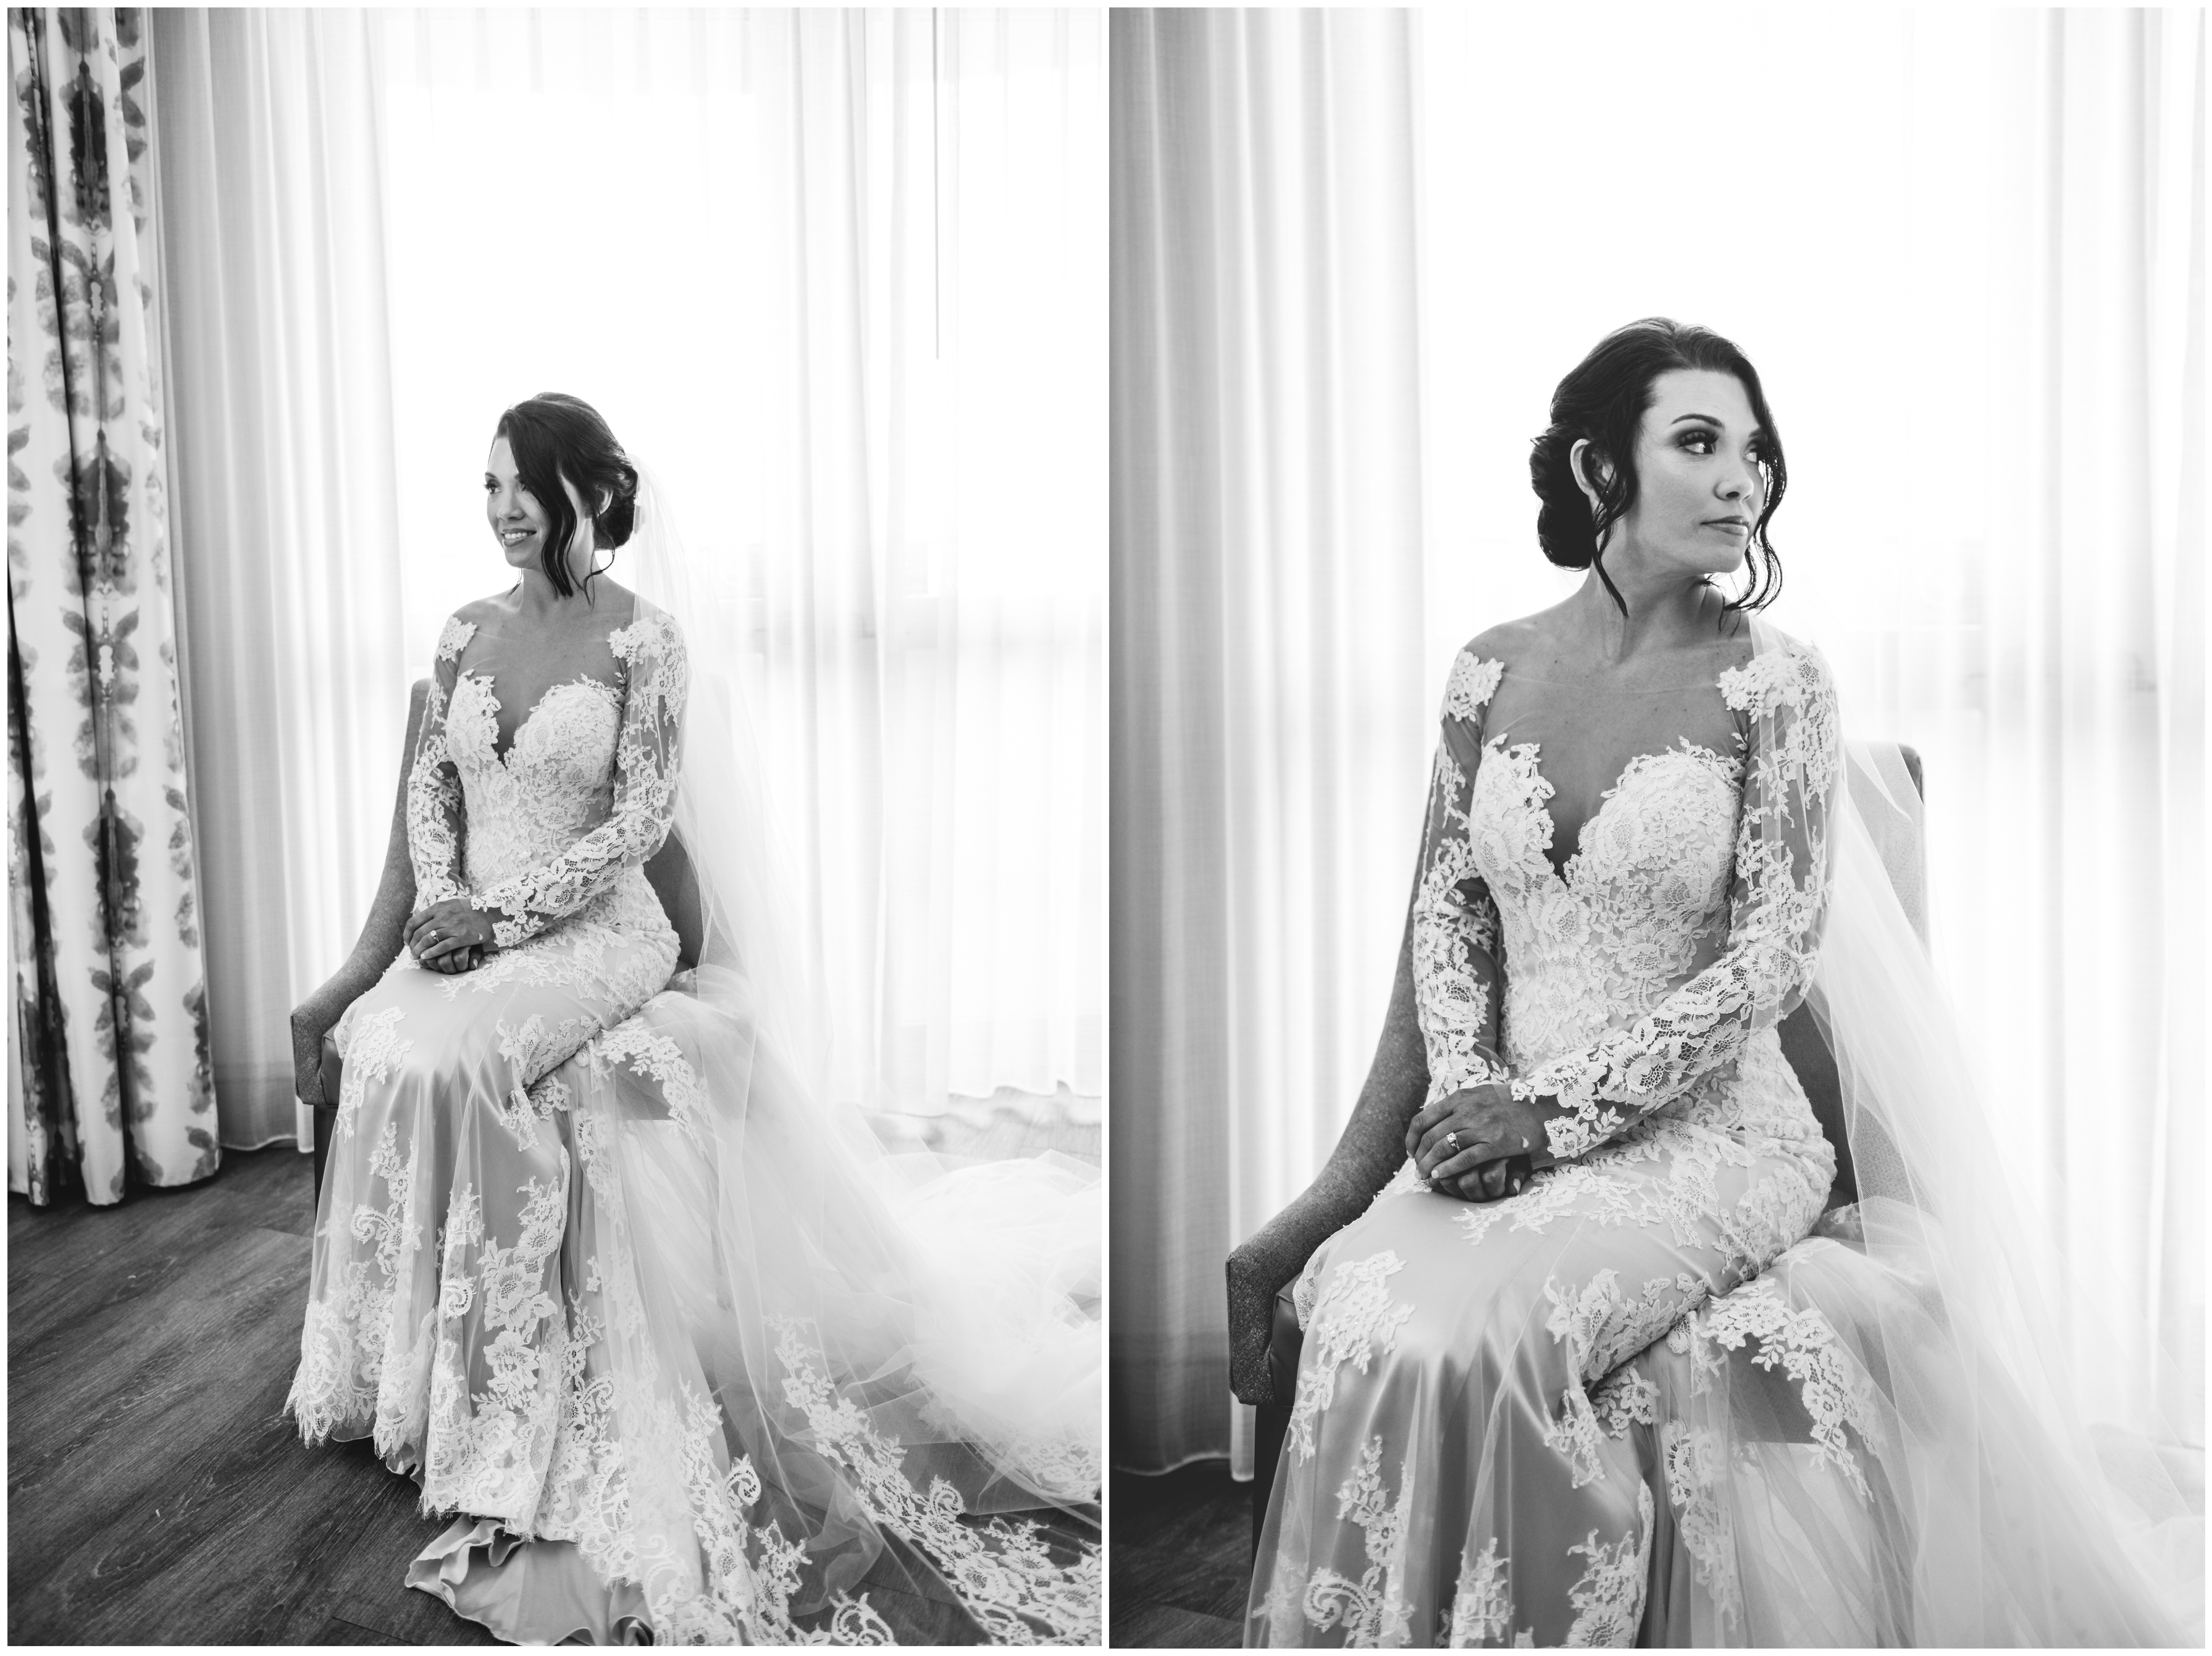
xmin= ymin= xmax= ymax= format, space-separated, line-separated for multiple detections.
xmin=149 ymin=9 xmax=412 ymax=1152
xmin=1110 ymin=7 xmax=2205 ymax=1471
xmin=7 ymin=7 xmax=218 ymax=1205
xmin=1110 ymin=8 xmax=1430 ymax=1473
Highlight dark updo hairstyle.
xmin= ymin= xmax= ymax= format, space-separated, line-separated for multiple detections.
xmin=495 ymin=392 xmax=640 ymax=601
xmin=1529 ymin=317 xmax=1786 ymax=617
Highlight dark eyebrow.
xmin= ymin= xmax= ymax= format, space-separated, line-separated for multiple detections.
xmin=1670 ymin=412 xmax=1769 ymax=442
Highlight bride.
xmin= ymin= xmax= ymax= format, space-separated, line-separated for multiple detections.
xmin=1234 ymin=321 xmax=2197 ymax=1646
xmin=287 ymin=393 xmax=1100 ymax=1645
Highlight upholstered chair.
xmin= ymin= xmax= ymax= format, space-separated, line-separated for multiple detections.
xmin=1237 ymin=750 xmax=1925 ymax=1550
xmin=288 ymin=679 xmax=705 ymax=1201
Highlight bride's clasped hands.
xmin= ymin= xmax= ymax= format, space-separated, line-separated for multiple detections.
xmin=401 ymin=897 xmax=493 ymax=974
xmin=1406 ymin=1083 xmax=1548 ymax=1201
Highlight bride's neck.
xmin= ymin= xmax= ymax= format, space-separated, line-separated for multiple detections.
xmin=1567 ymin=559 xmax=1725 ymax=664
xmin=514 ymin=548 xmax=599 ymax=619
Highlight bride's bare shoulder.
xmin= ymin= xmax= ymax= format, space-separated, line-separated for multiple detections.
xmin=588 ymin=575 xmax=640 ymax=615
xmin=1459 ymin=608 xmax=1561 ymax=669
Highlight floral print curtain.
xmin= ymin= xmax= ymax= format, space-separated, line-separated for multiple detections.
xmin=7 ymin=6 xmax=214 ymax=1205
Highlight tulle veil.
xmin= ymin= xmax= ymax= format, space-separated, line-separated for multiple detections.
xmin=1697 ymin=615 xmax=2204 ymax=1644
xmin=414 ymin=467 xmax=1102 ymax=1644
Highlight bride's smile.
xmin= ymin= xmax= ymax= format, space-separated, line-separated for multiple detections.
xmin=483 ymin=434 xmax=595 ymax=578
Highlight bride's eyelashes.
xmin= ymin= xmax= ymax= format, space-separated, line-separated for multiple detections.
xmin=1675 ymin=426 xmax=1761 ymax=463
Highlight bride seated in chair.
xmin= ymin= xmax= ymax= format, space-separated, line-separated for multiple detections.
xmin=287 ymin=393 xmax=1101 ymax=1647
xmin=1230 ymin=320 xmax=2197 ymax=1649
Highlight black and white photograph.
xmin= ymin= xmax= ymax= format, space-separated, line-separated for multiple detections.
xmin=1108 ymin=7 xmax=2203 ymax=1648
xmin=9 ymin=7 xmax=1102 ymax=1644
xmin=8 ymin=3 xmax=2208 ymax=1651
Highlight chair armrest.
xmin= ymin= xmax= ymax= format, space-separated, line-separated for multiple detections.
xmin=1226 ymin=911 xmax=1429 ymax=1407
xmin=1230 ymin=1169 xmax=1393 ymax=1406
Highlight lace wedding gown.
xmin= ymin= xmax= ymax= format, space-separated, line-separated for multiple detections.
xmin=289 ymin=602 xmax=1101 ymax=1645
xmin=1246 ymin=630 xmax=2185 ymax=1647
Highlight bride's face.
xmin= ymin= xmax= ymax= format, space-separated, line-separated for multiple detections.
xmin=484 ymin=435 xmax=592 ymax=574
xmin=1604 ymin=368 xmax=1769 ymax=578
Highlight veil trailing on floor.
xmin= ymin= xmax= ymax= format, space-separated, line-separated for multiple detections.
xmin=1672 ymin=617 xmax=2203 ymax=1644
xmin=409 ymin=468 xmax=1102 ymax=1645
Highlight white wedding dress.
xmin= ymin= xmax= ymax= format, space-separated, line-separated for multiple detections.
xmin=289 ymin=600 xmax=1101 ymax=1645
xmin=1247 ymin=627 xmax=2193 ymax=1647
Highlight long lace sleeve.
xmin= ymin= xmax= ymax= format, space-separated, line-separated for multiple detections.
xmin=1515 ymin=639 xmax=1843 ymax=1160
xmin=1410 ymin=650 xmax=1512 ymax=1102
xmin=1224 ymin=650 xmax=1508 ymax=1405
xmin=476 ymin=610 xmax=689 ymax=949
xmin=408 ymin=616 xmax=476 ymax=905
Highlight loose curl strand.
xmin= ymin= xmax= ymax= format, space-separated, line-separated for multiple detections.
xmin=1527 ymin=317 xmax=1787 ymax=621
xmin=495 ymin=392 xmax=640 ymax=603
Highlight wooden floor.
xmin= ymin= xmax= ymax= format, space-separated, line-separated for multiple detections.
xmin=8 ymin=1144 xmax=501 ymax=1645
xmin=9 ymin=1105 xmax=1102 ymax=1646
xmin=1108 ymin=1460 xmax=1252 ymax=1647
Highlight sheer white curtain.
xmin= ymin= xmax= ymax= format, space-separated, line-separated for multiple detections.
xmin=1111 ymin=5 xmax=2203 ymax=1468
xmin=1110 ymin=8 xmax=1428 ymax=1472
xmin=156 ymin=9 xmax=1103 ymax=1141
xmin=153 ymin=10 xmax=410 ymax=1152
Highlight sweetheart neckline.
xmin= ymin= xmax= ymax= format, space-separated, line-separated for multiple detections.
xmin=455 ymin=671 xmax=618 ymax=767
xmin=1485 ymin=735 xmax=1739 ymax=888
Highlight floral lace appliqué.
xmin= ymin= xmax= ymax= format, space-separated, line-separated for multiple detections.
xmin=1559 ymin=1479 xmax=1654 ymax=1647
xmin=1301 ymin=1437 xmax=1417 ymax=1647
xmin=1289 ymin=1251 xmax=1416 ymax=1463
xmin=773 ymin=1321 xmax=1100 ymax=1645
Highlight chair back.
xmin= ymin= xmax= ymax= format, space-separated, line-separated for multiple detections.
xmin=1778 ymin=745 xmax=1924 ymax=1210
xmin=643 ymin=832 xmax=705 ymax=970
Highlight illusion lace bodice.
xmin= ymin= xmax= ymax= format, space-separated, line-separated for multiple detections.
xmin=1410 ymin=641 xmax=1841 ymax=1162
xmin=408 ymin=608 xmax=687 ymax=951
xmin=1471 ymin=738 xmax=1741 ymax=1068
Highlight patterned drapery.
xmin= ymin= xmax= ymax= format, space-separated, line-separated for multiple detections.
xmin=6 ymin=6 xmax=216 ymax=1204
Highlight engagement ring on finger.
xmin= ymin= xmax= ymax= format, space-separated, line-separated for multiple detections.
xmin=1445 ymin=1131 xmax=1460 ymax=1153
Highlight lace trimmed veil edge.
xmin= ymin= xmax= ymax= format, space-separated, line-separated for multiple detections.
xmin=1748 ymin=614 xmax=2202 ymax=1643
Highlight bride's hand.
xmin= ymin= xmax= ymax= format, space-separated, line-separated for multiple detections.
xmin=1406 ymin=1082 xmax=1556 ymax=1186
xmin=405 ymin=899 xmax=495 ymax=971
xmin=1451 ymin=1153 xmax=1533 ymax=1203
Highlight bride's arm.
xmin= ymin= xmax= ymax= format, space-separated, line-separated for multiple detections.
xmin=474 ymin=611 xmax=689 ymax=948
xmin=407 ymin=617 xmax=474 ymax=904
xmin=1225 ymin=650 xmax=1507 ymax=1404
xmin=1513 ymin=640 xmax=1843 ymax=1161
xmin=1407 ymin=653 xmax=1512 ymax=1102
xmin=1226 ymin=871 xmax=1429 ymax=1405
